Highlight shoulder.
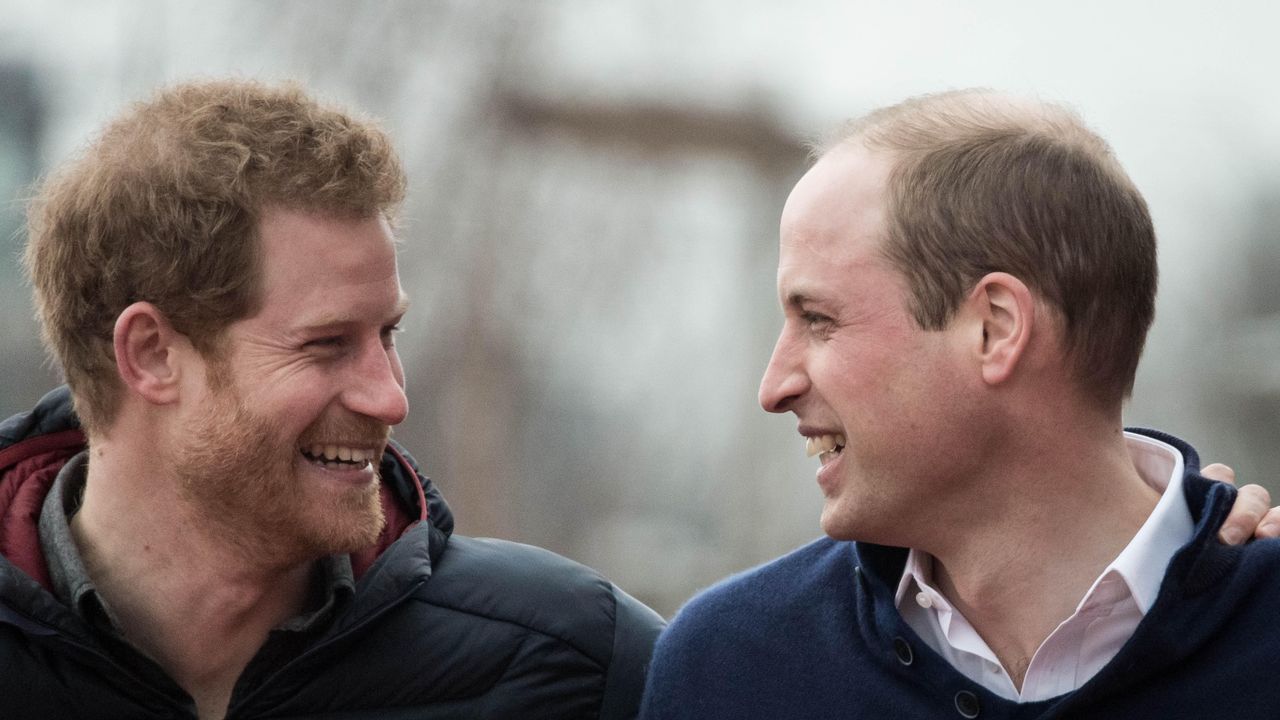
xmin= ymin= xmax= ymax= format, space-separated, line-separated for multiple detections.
xmin=1172 ymin=472 xmax=1280 ymax=595
xmin=419 ymin=530 xmax=665 ymax=671
xmin=640 ymin=538 xmax=863 ymax=720
xmin=1228 ymin=536 xmax=1280 ymax=582
xmin=653 ymin=536 xmax=856 ymax=665
xmin=668 ymin=536 xmax=853 ymax=630
xmin=255 ymin=536 xmax=663 ymax=719
xmin=0 ymin=387 xmax=79 ymax=447
xmin=416 ymin=536 xmax=664 ymax=719
xmin=425 ymin=535 xmax=661 ymax=651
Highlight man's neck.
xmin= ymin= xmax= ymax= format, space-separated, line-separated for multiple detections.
xmin=923 ymin=426 xmax=1160 ymax=688
xmin=73 ymin=441 xmax=315 ymax=719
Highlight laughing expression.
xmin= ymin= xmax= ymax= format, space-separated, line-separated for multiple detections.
xmin=759 ymin=142 xmax=971 ymax=543
xmin=175 ymin=207 xmax=409 ymax=564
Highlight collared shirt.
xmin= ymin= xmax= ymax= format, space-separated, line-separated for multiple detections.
xmin=893 ymin=432 xmax=1192 ymax=701
xmin=38 ymin=451 xmax=355 ymax=644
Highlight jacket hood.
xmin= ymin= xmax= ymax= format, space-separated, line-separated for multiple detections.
xmin=0 ymin=386 xmax=455 ymax=588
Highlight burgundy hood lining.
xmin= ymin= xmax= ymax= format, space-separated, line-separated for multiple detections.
xmin=0 ymin=429 xmax=87 ymax=590
xmin=342 ymin=442 xmax=430 ymax=580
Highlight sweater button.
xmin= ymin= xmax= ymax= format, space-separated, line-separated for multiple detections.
xmin=954 ymin=690 xmax=980 ymax=718
xmin=892 ymin=636 xmax=913 ymax=666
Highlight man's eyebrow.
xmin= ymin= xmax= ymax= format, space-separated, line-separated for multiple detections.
xmin=785 ymin=291 xmax=815 ymax=309
xmin=297 ymin=294 xmax=411 ymax=331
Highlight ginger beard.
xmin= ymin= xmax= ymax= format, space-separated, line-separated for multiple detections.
xmin=175 ymin=372 xmax=388 ymax=566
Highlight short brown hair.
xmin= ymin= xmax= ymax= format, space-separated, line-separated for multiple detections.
xmin=827 ymin=89 xmax=1156 ymax=405
xmin=25 ymin=79 xmax=407 ymax=434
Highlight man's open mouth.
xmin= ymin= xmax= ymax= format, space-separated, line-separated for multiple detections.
xmin=805 ymin=434 xmax=846 ymax=463
xmin=300 ymin=444 xmax=377 ymax=469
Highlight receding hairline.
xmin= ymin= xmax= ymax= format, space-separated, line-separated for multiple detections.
xmin=800 ymin=87 xmax=1157 ymax=406
xmin=811 ymin=89 xmax=1114 ymax=165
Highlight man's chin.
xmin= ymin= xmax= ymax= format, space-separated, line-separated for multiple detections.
xmin=819 ymin=498 xmax=870 ymax=543
xmin=302 ymin=482 xmax=387 ymax=556
xmin=237 ymin=474 xmax=387 ymax=563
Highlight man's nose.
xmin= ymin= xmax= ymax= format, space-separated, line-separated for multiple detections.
xmin=345 ymin=341 xmax=409 ymax=426
xmin=758 ymin=331 xmax=808 ymax=414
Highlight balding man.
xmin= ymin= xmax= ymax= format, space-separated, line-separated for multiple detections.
xmin=641 ymin=90 xmax=1280 ymax=719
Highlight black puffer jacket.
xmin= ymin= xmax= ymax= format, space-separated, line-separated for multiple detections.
xmin=0 ymin=387 xmax=665 ymax=719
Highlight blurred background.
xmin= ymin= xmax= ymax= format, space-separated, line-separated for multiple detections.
xmin=1 ymin=0 xmax=1276 ymax=617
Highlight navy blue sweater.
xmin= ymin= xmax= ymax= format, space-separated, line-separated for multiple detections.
xmin=640 ymin=431 xmax=1280 ymax=719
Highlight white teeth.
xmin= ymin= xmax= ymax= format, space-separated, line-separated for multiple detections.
xmin=804 ymin=434 xmax=847 ymax=458
xmin=303 ymin=444 xmax=376 ymax=465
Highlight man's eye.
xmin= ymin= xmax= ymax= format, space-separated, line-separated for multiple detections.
xmin=802 ymin=312 xmax=832 ymax=328
xmin=306 ymin=336 xmax=344 ymax=349
xmin=381 ymin=325 xmax=402 ymax=348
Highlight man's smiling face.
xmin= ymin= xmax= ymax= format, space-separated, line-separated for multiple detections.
xmin=174 ymin=207 xmax=410 ymax=563
xmin=758 ymin=142 xmax=975 ymax=543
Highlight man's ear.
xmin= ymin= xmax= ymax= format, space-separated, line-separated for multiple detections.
xmin=113 ymin=302 xmax=187 ymax=406
xmin=966 ymin=272 xmax=1036 ymax=387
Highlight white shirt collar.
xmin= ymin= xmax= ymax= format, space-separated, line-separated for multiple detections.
xmin=891 ymin=432 xmax=1194 ymax=701
xmin=1107 ymin=432 xmax=1188 ymax=611
xmin=894 ymin=432 xmax=1189 ymax=610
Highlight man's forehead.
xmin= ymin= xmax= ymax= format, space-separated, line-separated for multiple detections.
xmin=779 ymin=142 xmax=893 ymax=265
xmin=250 ymin=208 xmax=404 ymax=324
